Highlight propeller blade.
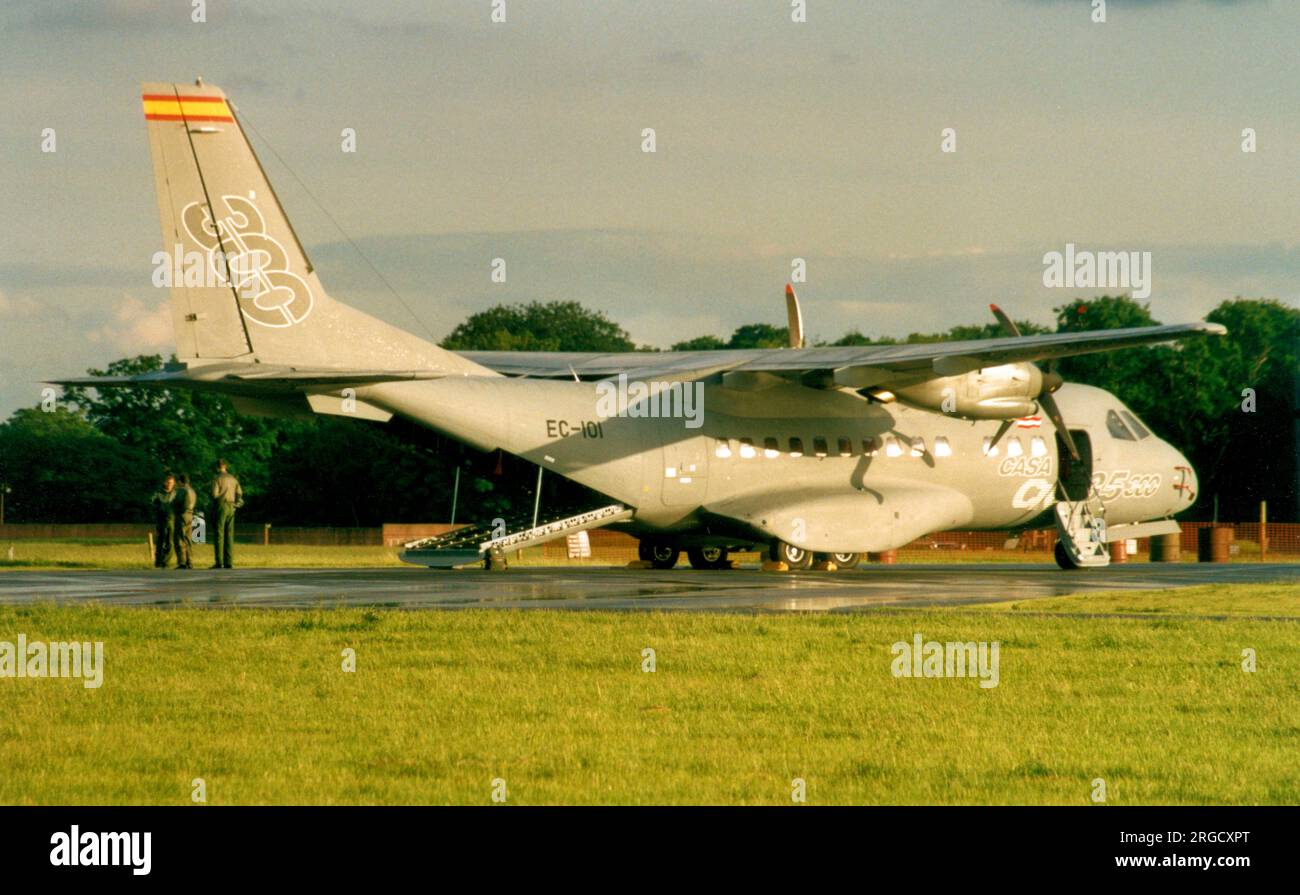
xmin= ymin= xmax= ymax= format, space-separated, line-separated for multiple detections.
xmin=989 ymin=304 xmax=1021 ymax=338
xmin=785 ymin=284 xmax=805 ymax=349
xmin=1039 ymin=391 xmax=1080 ymax=462
xmin=988 ymin=418 xmax=1014 ymax=452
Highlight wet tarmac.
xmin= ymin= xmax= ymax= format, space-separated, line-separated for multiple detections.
xmin=0 ymin=563 xmax=1296 ymax=612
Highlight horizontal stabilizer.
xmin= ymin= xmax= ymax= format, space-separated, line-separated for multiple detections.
xmin=48 ymin=363 xmax=445 ymax=395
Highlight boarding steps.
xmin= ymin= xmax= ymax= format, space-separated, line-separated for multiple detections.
xmin=400 ymin=504 xmax=633 ymax=568
xmin=1053 ymin=495 xmax=1110 ymax=568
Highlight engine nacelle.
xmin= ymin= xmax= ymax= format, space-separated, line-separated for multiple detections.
xmin=893 ymin=362 xmax=1042 ymax=420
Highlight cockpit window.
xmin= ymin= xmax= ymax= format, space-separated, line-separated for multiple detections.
xmin=1106 ymin=409 xmax=1137 ymax=441
xmin=1120 ymin=410 xmax=1151 ymax=440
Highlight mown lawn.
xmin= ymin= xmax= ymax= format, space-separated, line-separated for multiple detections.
xmin=0 ymin=585 xmax=1295 ymax=805
xmin=0 ymin=539 xmax=411 ymax=570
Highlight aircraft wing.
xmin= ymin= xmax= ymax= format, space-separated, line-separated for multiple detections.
xmin=47 ymin=364 xmax=445 ymax=394
xmin=454 ymin=350 xmax=756 ymax=379
xmin=459 ymin=321 xmax=1226 ymax=389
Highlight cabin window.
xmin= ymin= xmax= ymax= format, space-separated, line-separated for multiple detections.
xmin=1006 ymin=437 xmax=1023 ymax=457
xmin=884 ymin=436 xmax=903 ymax=457
xmin=813 ymin=437 xmax=829 ymax=458
xmin=981 ymin=436 xmax=999 ymax=457
xmin=838 ymin=437 xmax=853 ymax=457
xmin=1106 ymin=409 xmax=1137 ymax=441
xmin=934 ymin=436 xmax=952 ymax=457
xmin=910 ymin=437 xmax=926 ymax=456
xmin=763 ymin=437 xmax=780 ymax=458
xmin=1120 ymin=410 xmax=1151 ymax=440
xmin=863 ymin=436 xmax=879 ymax=456
xmin=1030 ymin=436 xmax=1048 ymax=457
xmin=714 ymin=439 xmax=732 ymax=459
xmin=738 ymin=437 xmax=756 ymax=459
xmin=788 ymin=437 xmax=804 ymax=458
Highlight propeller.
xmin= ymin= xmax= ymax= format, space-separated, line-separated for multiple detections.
xmin=988 ymin=304 xmax=1081 ymax=462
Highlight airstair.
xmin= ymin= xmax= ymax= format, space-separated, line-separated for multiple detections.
xmin=1053 ymin=496 xmax=1110 ymax=568
xmin=400 ymin=504 xmax=634 ymax=568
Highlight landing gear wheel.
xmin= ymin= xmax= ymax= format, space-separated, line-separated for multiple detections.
xmin=687 ymin=546 xmax=730 ymax=570
xmin=649 ymin=543 xmax=681 ymax=570
xmin=830 ymin=552 xmax=862 ymax=570
xmin=1054 ymin=540 xmax=1079 ymax=570
xmin=770 ymin=540 xmax=814 ymax=570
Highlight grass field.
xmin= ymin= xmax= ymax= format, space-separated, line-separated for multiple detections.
xmin=0 ymin=539 xmax=410 ymax=570
xmin=0 ymin=584 xmax=1296 ymax=805
xmin=2 ymin=538 xmax=1292 ymax=571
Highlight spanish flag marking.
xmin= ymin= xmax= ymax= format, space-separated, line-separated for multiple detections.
xmin=142 ymin=94 xmax=234 ymax=123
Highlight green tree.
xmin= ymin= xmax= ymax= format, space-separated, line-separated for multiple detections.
xmin=60 ymin=355 xmax=282 ymax=501
xmin=726 ymin=323 xmax=789 ymax=349
xmin=441 ymin=301 xmax=636 ymax=352
xmin=1174 ymin=299 xmax=1300 ymax=520
xmin=827 ymin=329 xmax=896 ymax=347
xmin=1048 ymin=295 xmax=1299 ymax=520
xmin=670 ymin=334 xmax=727 ymax=351
xmin=0 ymin=406 xmax=155 ymax=522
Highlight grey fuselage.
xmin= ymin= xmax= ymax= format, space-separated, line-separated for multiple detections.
xmin=356 ymin=376 xmax=1195 ymax=554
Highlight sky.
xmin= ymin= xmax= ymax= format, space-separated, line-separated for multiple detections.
xmin=1 ymin=0 xmax=1297 ymax=419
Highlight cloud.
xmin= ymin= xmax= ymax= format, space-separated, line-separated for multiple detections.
xmin=85 ymin=295 xmax=173 ymax=353
xmin=0 ymin=288 xmax=39 ymax=317
xmin=4 ymin=0 xmax=203 ymax=32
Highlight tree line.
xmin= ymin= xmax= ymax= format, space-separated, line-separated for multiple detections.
xmin=1 ymin=295 xmax=1295 ymax=525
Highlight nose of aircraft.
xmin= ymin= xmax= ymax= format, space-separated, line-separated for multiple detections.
xmin=1169 ymin=446 xmax=1198 ymax=509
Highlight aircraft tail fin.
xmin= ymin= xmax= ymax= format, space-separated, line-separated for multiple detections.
xmin=141 ymin=80 xmax=484 ymax=375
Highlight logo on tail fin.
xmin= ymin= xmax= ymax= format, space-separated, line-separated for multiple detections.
xmin=181 ymin=194 xmax=313 ymax=328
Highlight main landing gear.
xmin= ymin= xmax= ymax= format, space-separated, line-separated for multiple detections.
xmin=769 ymin=542 xmax=863 ymax=570
xmin=687 ymin=545 xmax=731 ymax=570
xmin=638 ymin=540 xmax=683 ymax=570
xmin=638 ymin=541 xmax=732 ymax=569
xmin=637 ymin=539 xmax=865 ymax=571
xmin=769 ymin=540 xmax=814 ymax=570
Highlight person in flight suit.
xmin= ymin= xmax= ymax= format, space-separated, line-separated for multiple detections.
xmin=172 ymin=473 xmax=197 ymax=569
xmin=150 ymin=473 xmax=177 ymax=568
xmin=208 ymin=459 xmax=244 ymax=569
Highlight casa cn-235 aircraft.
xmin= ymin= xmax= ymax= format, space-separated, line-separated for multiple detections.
xmin=53 ymin=81 xmax=1228 ymax=571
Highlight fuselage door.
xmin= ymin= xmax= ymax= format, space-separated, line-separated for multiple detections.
xmin=661 ymin=435 xmax=708 ymax=506
xmin=1057 ymin=429 xmax=1093 ymax=501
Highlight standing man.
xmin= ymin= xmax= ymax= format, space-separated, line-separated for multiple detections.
xmin=209 ymin=459 xmax=243 ymax=569
xmin=172 ymin=473 xmax=197 ymax=569
xmin=150 ymin=473 xmax=176 ymax=568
